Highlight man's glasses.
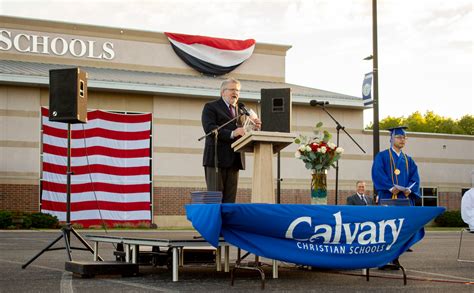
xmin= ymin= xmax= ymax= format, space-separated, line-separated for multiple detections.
xmin=225 ymin=88 xmax=240 ymax=93
xmin=394 ymin=135 xmax=407 ymax=140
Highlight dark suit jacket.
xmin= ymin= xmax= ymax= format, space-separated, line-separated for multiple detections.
xmin=201 ymin=98 xmax=245 ymax=169
xmin=346 ymin=193 xmax=373 ymax=205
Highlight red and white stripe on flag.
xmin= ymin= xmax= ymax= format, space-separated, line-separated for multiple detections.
xmin=40 ymin=107 xmax=152 ymax=228
xmin=164 ymin=32 xmax=255 ymax=75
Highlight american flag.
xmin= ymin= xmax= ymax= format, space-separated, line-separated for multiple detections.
xmin=40 ymin=107 xmax=152 ymax=227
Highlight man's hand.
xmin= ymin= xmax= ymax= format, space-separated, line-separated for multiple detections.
xmin=233 ymin=127 xmax=246 ymax=137
xmin=391 ymin=187 xmax=400 ymax=195
xmin=252 ymin=118 xmax=262 ymax=130
xmin=404 ymin=189 xmax=411 ymax=197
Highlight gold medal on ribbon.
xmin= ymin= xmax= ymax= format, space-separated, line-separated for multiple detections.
xmin=394 ymin=169 xmax=400 ymax=175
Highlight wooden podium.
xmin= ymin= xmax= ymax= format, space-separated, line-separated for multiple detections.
xmin=232 ymin=131 xmax=295 ymax=203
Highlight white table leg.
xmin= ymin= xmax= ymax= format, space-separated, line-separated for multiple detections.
xmin=224 ymin=246 xmax=230 ymax=272
xmin=172 ymin=247 xmax=179 ymax=282
xmin=132 ymin=245 xmax=137 ymax=264
xmin=125 ymin=244 xmax=130 ymax=262
xmin=272 ymin=260 xmax=278 ymax=278
xmin=216 ymin=246 xmax=222 ymax=271
xmin=179 ymin=247 xmax=184 ymax=267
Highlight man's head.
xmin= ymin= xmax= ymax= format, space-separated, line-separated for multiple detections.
xmin=356 ymin=181 xmax=366 ymax=194
xmin=389 ymin=126 xmax=408 ymax=150
xmin=220 ymin=78 xmax=241 ymax=106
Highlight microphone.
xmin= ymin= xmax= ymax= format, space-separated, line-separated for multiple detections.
xmin=310 ymin=100 xmax=329 ymax=106
xmin=238 ymin=102 xmax=250 ymax=116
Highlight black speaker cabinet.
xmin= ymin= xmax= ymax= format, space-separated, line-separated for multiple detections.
xmin=49 ymin=68 xmax=88 ymax=123
xmin=260 ymin=88 xmax=292 ymax=133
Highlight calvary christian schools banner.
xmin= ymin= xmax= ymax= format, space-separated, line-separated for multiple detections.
xmin=40 ymin=107 xmax=152 ymax=227
xmin=186 ymin=204 xmax=444 ymax=269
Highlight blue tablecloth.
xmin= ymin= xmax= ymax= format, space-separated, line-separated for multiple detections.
xmin=186 ymin=204 xmax=444 ymax=269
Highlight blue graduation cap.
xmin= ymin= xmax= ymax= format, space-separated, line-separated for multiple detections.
xmin=388 ymin=126 xmax=408 ymax=145
xmin=387 ymin=126 xmax=408 ymax=136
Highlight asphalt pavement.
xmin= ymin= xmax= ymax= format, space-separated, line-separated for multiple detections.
xmin=0 ymin=230 xmax=472 ymax=292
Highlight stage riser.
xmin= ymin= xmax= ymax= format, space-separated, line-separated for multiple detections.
xmin=65 ymin=261 xmax=139 ymax=278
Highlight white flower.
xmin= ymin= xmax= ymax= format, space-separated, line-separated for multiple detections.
xmin=294 ymin=151 xmax=301 ymax=158
xmin=305 ymin=145 xmax=311 ymax=152
xmin=336 ymin=147 xmax=344 ymax=153
xmin=317 ymin=148 xmax=322 ymax=153
xmin=320 ymin=146 xmax=327 ymax=154
xmin=328 ymin=142 xmax=336 ymax=149
xmin=298 ymin=145 xmax=306 ymax=151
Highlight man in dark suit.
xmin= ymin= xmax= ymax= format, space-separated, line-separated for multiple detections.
xmin=201 ymin=78 xmax=261 ymax=203
xmin=346 ymin=181 xmax=373 ymax=205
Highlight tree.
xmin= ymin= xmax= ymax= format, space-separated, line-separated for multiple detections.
xmin=366 ymin=111 xmax=473 ymax=135
xmin=458 ymin=115 xmax=474 ymax=135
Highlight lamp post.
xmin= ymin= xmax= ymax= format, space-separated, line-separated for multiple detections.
xmin=371 ymin=0 xmax=380 ymax=157
xmin=365 ymin=0 xmax=380 ymax=202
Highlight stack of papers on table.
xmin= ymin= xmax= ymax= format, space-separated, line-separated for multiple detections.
xmin=191 ymin=191 xmax=222 ymax=204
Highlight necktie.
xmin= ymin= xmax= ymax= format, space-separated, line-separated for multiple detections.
xmin=361 ymin=195 xmax=367 ymax=205
xmin=229 ymin=105 xmax=235 ymax=117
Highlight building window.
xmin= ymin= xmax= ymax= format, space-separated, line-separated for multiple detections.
xmin=420 ymin=187 xmax=438 ymax=206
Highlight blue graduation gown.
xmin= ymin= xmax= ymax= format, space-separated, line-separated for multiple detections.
xmin=371 ymin=148 xmax=420 ymax=205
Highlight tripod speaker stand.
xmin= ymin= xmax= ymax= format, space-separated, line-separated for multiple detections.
xmin=22 ymin=123 xmax=102 ymax=269
xmin=23 ymin=68 xmax=101 ymax=269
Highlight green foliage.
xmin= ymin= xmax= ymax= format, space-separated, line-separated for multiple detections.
xmin=434 ymin=210 xmax=467 ymax=227
xmin=21 ymin=214 xmax=33 ymax=229
xmin=374 ymin=116 xmax=405 ymax=130
xmin=113 ymin=222 xmax=136 ymax=229
xmin=458 ymin=115 xmax=474 ymax=135
xmin=0 ymin=211 xmax=13 ymax=229
xmin=28 ymin=213 xmax=59 ymax=229
xmin=366 ymin=111 xmax=473 ymax=135
xmin=71 ymin=223 xmax=84 ymax=229
xmin=1 ymin=212 xmax=59 ymax=229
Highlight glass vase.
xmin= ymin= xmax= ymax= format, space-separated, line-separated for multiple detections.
xmin=311 ymin=169 xmax=327 ymax=205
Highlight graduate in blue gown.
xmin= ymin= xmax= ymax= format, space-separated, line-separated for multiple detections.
xmin=372 ymin=126 xmax=420 ymax=206
xmin=372 ymin=126 xmax=421 ymax=270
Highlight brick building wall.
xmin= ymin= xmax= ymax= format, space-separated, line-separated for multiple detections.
xmin=0 ymin=184 xmax=464 ymax=216
xmin=0 ymin=184 xmax=40 ymax=213
xmin=438 ymin=192 xmax=463 ymax=211
xmin=152 ymin=186 xmax=376 ymax=216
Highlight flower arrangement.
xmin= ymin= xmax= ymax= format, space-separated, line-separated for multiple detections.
xmin=294 ymin=122 xmax=344 ymax=172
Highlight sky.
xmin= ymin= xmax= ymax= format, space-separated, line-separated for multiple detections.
xmin=2 ymin=0 xmax=472 ymax=125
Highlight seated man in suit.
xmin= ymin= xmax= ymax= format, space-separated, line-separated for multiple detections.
xmin=346 ymin=181 xmax=373 ymax=205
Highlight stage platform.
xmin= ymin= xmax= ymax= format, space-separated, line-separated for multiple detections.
xmin=65 ymin=260 xmax=139 ymax=278
xmin=85 ymin=234 xmax=231 ymax=282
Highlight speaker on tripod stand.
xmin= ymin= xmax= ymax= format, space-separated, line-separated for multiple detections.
xmin=22 ymin=68 xmax=102 ymax=269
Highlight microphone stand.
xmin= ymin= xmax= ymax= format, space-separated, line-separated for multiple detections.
xmin=198 ymin=113 xmax=243 ymax=192
xmin=316 ymin=104 xmax=366 ymax=205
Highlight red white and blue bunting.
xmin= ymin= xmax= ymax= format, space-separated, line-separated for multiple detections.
xmin=165 ymin=32 xmax=255 ymax=76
